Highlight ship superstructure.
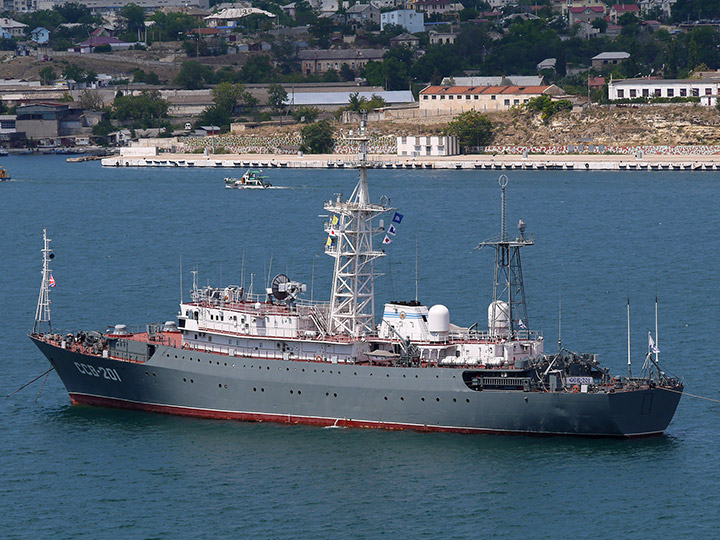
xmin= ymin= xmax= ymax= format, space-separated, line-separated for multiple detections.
xmin=29 ymin=122 xmax=684 ymax=437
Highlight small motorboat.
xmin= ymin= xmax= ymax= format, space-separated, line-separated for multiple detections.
xmin=0 ymin=167 xmax=10 ymax=181
xmin=224 ymin=169 xmax=272 ymax=189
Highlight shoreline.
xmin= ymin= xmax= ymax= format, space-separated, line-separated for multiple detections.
xmin=100 ymin=152 xmax=720 ymax=171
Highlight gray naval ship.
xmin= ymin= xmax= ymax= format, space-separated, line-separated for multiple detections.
xmin=29 ymin=125 xmax=683 ymax=437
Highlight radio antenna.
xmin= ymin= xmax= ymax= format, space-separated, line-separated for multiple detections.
xmin=558 ymin=283 xmax=562 ymax=352
xmin=415 ymin=235 xmax=420 ymax=302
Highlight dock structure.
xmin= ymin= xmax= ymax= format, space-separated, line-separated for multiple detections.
xmin=100 ymin=152 xmax=720 ymax=171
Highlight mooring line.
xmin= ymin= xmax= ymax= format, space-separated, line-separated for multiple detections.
xmin=663 ymin=387 xmax=720 ymax=404
xmin=35 ymin=371 xmax=51 ymax=402
xmin=6 ymin=368 xmax=54 ymax=398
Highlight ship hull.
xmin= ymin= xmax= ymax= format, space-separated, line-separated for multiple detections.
xmin=31 ymin=337 xmax=682 ymax=438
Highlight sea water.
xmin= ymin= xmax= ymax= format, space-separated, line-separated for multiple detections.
xmin=1 ymin=155 xmax=719 ymax=539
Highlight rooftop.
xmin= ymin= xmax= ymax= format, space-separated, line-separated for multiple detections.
xmin=298 ymin=48 xmax=385 ymax=60
xmin=592 ymin=51 xmax=631 ymax=60
xmin=421 ymin=85 xmax=552 ymax=95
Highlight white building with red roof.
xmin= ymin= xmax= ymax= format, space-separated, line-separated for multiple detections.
xmin=610 ymin=3 xmax=640 ymax=23
xmin=419 ymin=84 xmax=564 ymax=112
xmin=568 ymin=5 xmax=606 ymax=25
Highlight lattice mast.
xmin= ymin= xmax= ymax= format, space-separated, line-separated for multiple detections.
xmin=33 ymin=228 xmax=53 ymax=334
xmin=478 ymin=176 xmax=534 ymax=338
xmin=324 ymin=116 xmax=390 ymax=337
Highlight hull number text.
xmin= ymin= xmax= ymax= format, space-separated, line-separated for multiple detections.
xmin=74 ymin=362 xmax=122 ymax=382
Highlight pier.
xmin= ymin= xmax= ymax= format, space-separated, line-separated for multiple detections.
xmin=100 ymin=152 xmax=720 ymax=171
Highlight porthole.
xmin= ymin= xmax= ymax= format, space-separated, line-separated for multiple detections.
xmin=415 ymin=375 xmax=418 ymax=378
xmin=384 ymin=396 xmax=388 ymax=400
xmin=261 ymin=388 xmax=265 ymax=392
xmin=325 ymin=392 xmax=329 ymax=396
xmin=436 ymin=397 xmax=440 ymax=402
xmin=253 ymin=387 xmax=257 ymax=392
xmin=298 ymin=390 xmax=301 ymax=395
xmin=400 ymin=397 xmax=404 ymax=401
xmin=218 ymin=384 xmax=222 ymax=388
xmin=333 ymin=393 xmax=337 ymax=397
xmin=403 ymin=374 xmax=406 ymax=378
xmin=302 ymin=368 xmax=305 ymax=372
xmin=466 ymin=398 xmax=470 ymax=403
xmin=386 ymin=373 xmax=389 ymax=378
xmin=152 ymin=373 xmax=156 ymax=377
xmin=290 ymin=390 xmax=294 ymax=394
xmin=190 ymin=379 xmax=194 ymax=383
xmin=421 ymin=397 xmax=425 ymax=401
xmin=183 ymin=378 xmax=187 ymax=382
xmin=453 ymin=398 xmax=457 ymax=402
xmin=145 ymin=371 xmax=149 ymax=376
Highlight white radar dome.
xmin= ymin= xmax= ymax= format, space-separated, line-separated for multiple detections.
xmin=428 ymin=304 xmax=450 ymax=341
xmin=488 ymin=301 xmax=509 ymax=335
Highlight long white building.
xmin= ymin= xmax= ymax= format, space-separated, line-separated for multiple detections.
xmin=608 ymin=77 xmax=720 ymax=106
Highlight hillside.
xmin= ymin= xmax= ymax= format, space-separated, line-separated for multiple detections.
xmin=364 ymin=105 xmax=720 ymax=148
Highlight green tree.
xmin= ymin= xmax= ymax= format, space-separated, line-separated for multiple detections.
xmin=80 ymin=89 xmax=104 ymax=110
xmin=525 ymin=95 xmax=572 ymax=123
xmin=301 ymin=120 xmax=334 ymax=153
xmin=174 ymin=61 xmax=212 ymax=89
xmin=112 ymin=90 xmax=169 ymax=127
xmin=445 ymin=110 xmax=493 ymax=147
xmin=239 ymin=55 xmax=275 ymax=83
xmin=196 ymin=105 xmax=230 ymax=129
xmin=339 ymin=63 xmax=355 ymax=82
xmin=213 ymin=82 xmax=254 ymax=114
xmin=591 ymin=18 xmax=607 ymax=33
xmin=39 ymin=66 xmax=56 ymax=85
xmin=267 ymin=83 xmax=288 ymax=113
xmin=54 ymin=2 xmax=97 ymax=24
xmin=291 ymin=106 xmax=319 ymax=123
xmin=309 ymin=17 xmax=334 ymax=48
xmin=92 ymin=118 xmax=116 ymax=138
xmin=119 ymin=3 xmax=145 ymax=37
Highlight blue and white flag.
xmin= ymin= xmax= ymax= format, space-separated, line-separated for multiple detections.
xmin=392 ymin=212 xmax=404 ymax=224
xmin=648 ymin=332 xmax=660 ymax=353
xmin=518 ymin=319 xmax=527 ymax=330
xmin=388 ymin=224 xmax=397 ymax=236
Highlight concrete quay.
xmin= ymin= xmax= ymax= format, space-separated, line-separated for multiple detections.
xmin=100 ymin=153 xmax=720 ymax=171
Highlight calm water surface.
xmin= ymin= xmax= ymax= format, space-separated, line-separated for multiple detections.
xmin=1 ymin=156 xmax=719 ymax=539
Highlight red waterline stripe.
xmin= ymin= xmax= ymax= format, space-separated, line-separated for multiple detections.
xmin=68 ymin=393 xmax=662 ymax=438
